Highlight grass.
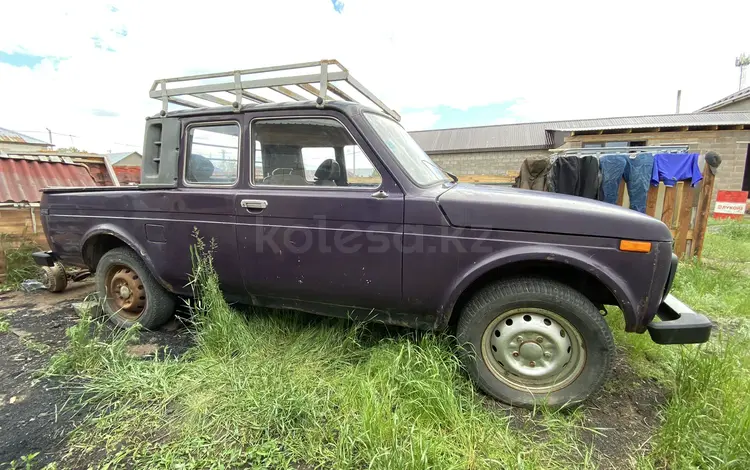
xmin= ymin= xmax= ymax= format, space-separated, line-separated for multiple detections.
xmin=45 ymin=225 xmax=750 ymax=469
xmin=0 ymin=239 xmax=42 ymax=289
xmin=50 ymin=236 xmax=596 ymax=469
xmin=628 ymin=220 xmax=750 ymax=469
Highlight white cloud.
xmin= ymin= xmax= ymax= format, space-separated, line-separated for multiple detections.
xmin=400 ymin=110 xmax=441 ymax=131
xmin=0 ymin=0 xmax=749 ymax=152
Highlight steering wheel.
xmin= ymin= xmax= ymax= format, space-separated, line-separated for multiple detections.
xmin=262 ymin=167 xmax=294 ymax=183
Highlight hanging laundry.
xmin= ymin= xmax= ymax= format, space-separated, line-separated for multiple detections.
xmin=547 ymin=155 xmax=600 ymax=199
xmin=547 ymin=156 xmax=581 ymax=195
xmin=579 ymin=155 xmax=601 ymax=199
xmin=600 ymin=153 xmax=654 ymax=213
xmin=517 ymin=156 xmax=551 ymax=191
xmin=651 ymin=153 xmax=703 ymax=187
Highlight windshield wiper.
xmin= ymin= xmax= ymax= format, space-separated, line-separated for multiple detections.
xmin=444 ymin=170 xmax=458 ymax=184
xmin=423 ymin=160 xmax=457 ymax=184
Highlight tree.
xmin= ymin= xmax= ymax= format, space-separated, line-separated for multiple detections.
xmin=55 ymin=147 xmax=92 ymax=154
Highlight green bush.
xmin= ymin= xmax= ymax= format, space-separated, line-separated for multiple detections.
xmin=1 ymin=239 xmax=42 ymax=288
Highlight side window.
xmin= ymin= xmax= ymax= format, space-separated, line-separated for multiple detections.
xmin=252 ymin=117 xmax=382 ymax=188
xmin=185 ymin=123 xmax=239 ymax=185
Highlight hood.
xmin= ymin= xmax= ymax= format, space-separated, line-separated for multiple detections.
xmin=438 ymin=184 xmax=672 ymax=242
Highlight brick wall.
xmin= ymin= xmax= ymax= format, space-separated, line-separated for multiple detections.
xmin=564 ymin=129 xmax=750 ymax=197
xmin=430 ymin=149 xmax=547 ymax=176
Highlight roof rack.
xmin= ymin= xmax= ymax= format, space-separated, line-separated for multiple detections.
xmin=149 ymin=59 xmax=400 ymax=121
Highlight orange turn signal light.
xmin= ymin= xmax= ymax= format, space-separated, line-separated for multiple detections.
xmin=619 ymin=240 xmax=652 ymax=253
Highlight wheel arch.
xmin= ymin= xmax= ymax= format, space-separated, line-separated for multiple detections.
xmin=441 ymin=247 xmax=637 ymax=331
xmin=80 ymin=225 xmax=174 ymax=293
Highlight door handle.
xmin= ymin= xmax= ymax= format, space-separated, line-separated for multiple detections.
xmin=241 ymin=199 xmax=268 ymax=210
xmin=371 ymin=190 xmax=389 ymax=200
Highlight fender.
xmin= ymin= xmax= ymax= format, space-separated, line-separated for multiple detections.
xmin=81 ymin=224 xmax=175 ymax=293
xmin=439 ymin=245 xmax=637 ymax=329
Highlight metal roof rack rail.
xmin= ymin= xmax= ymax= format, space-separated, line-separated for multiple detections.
xmin=149 ymin=59 xmax=400 ymax=121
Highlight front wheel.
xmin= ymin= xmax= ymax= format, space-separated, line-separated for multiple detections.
xmin=457 ymin=277 xmax=614 ymax=408
xmin=95 ymin=247 xmax=176 ymax=329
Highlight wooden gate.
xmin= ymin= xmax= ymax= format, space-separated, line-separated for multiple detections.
xmin=616 ymin=163 xmax=716 ymax=259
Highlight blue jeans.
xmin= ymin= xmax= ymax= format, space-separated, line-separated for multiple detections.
xmin=600 ymin=153 xmax=654 ymax=213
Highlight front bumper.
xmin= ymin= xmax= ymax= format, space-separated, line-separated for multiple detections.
xmin=647 ymin=294 xmax=712 ymax=344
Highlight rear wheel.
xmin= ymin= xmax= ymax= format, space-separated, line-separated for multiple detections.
xmin=96 ymin=247 xmax=175 ymax=329
xmin=41 ymin=262 xmax=67 ymax=293
xmin=457 ymin=277 xmax=614 ymax=408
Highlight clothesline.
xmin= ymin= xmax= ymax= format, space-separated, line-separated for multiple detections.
xmin=517 ymin=147 xmax=703 ymax=214
xmin=550 ymin=145 xmax=689 ymax=157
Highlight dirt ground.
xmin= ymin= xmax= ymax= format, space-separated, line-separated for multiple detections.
xmin=0 ymin=281 xmax=192 ymax=468
xmin=496 ymin=345 xmax=667 ymax=469
xmin=0 ymin=283 xmax=667 ymax=469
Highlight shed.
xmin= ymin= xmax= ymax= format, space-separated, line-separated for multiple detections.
xmin=107 ymin=151 xmax=143 ymax=167
xmin=0 ymin=127 xmax=53 ymax=153
xmin=0 ymin=152 xmax=118 ymax=282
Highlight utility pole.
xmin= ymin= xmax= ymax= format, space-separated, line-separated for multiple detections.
xmin=46 ymin=127 xmax=53 ymax=145
xmin=736 ymin=53 xmax=750 ymax=90
xmin=675 ymin=90 xmax=682 ymax=114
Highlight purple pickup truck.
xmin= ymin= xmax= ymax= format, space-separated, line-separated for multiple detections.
xmin=34 ymin=98 xmax=711 ymax=408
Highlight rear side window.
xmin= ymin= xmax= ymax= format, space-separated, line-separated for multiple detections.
xmin=185 ymin=123 xmax=240 ymax=185
xmin=252 ymin=117 xmax=381 ymax=188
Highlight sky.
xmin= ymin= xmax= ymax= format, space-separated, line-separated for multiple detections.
xmin=1 ymin=0 xmax=749 ymax=154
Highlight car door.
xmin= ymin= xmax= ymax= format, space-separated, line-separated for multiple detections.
xmin=235 ymin=112 xmax=404 ymax=310
xmin=155 ymin=117 xmax=244 ymax=298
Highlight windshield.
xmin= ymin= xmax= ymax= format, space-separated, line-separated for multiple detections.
xmin=365 ymin=113 xmax=450 ymax=187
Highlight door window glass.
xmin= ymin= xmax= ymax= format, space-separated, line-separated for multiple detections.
xmin=252 ymin=118 xmax=381 ymax=188
xmin=185 ymin=124 xmax=240 ymax=185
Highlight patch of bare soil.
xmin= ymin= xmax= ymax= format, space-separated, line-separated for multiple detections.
xmin=488 ymin=344 xmax=667 ymax=469
xmin=582 ymin=347 xmax=668 ymax=469
xmin=0 ymin=281 xmax=193 ymax=467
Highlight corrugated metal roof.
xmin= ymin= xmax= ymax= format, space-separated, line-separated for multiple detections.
xmin=410 ymin=121 xmax=555 ymax=153
xmin=549 ymin=112 xmax=750 ymax=132
xmin=695 ymin=86 xmax=750 ymax=112
xmin=409 ymin=112 xmax=750 ymax=153
xmin=0 ymin=127 xmax=51 ymax=145
xmin=107 ymin=151 xmax=141 ymax=164
xmin=0 ymin=155 xmax=98 ymax=203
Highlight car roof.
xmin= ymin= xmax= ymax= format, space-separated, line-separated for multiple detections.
xmin=147 ymin=100 xmax=386 ymax=121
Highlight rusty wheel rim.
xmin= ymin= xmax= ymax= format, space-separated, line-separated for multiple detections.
xmin=104 ymin=265 xmax=146 ymax=320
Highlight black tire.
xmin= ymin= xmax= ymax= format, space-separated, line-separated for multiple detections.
xmin=457 ymin=277 xmax=614 ymax=408
xmin=41 ymin=262 xmax=67 ymax=293
xmin=96 ymin=247 xmax=175 ymax=329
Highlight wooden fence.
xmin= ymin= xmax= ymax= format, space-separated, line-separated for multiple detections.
xmin=615 ymin=164 xmax=715 ymax=259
